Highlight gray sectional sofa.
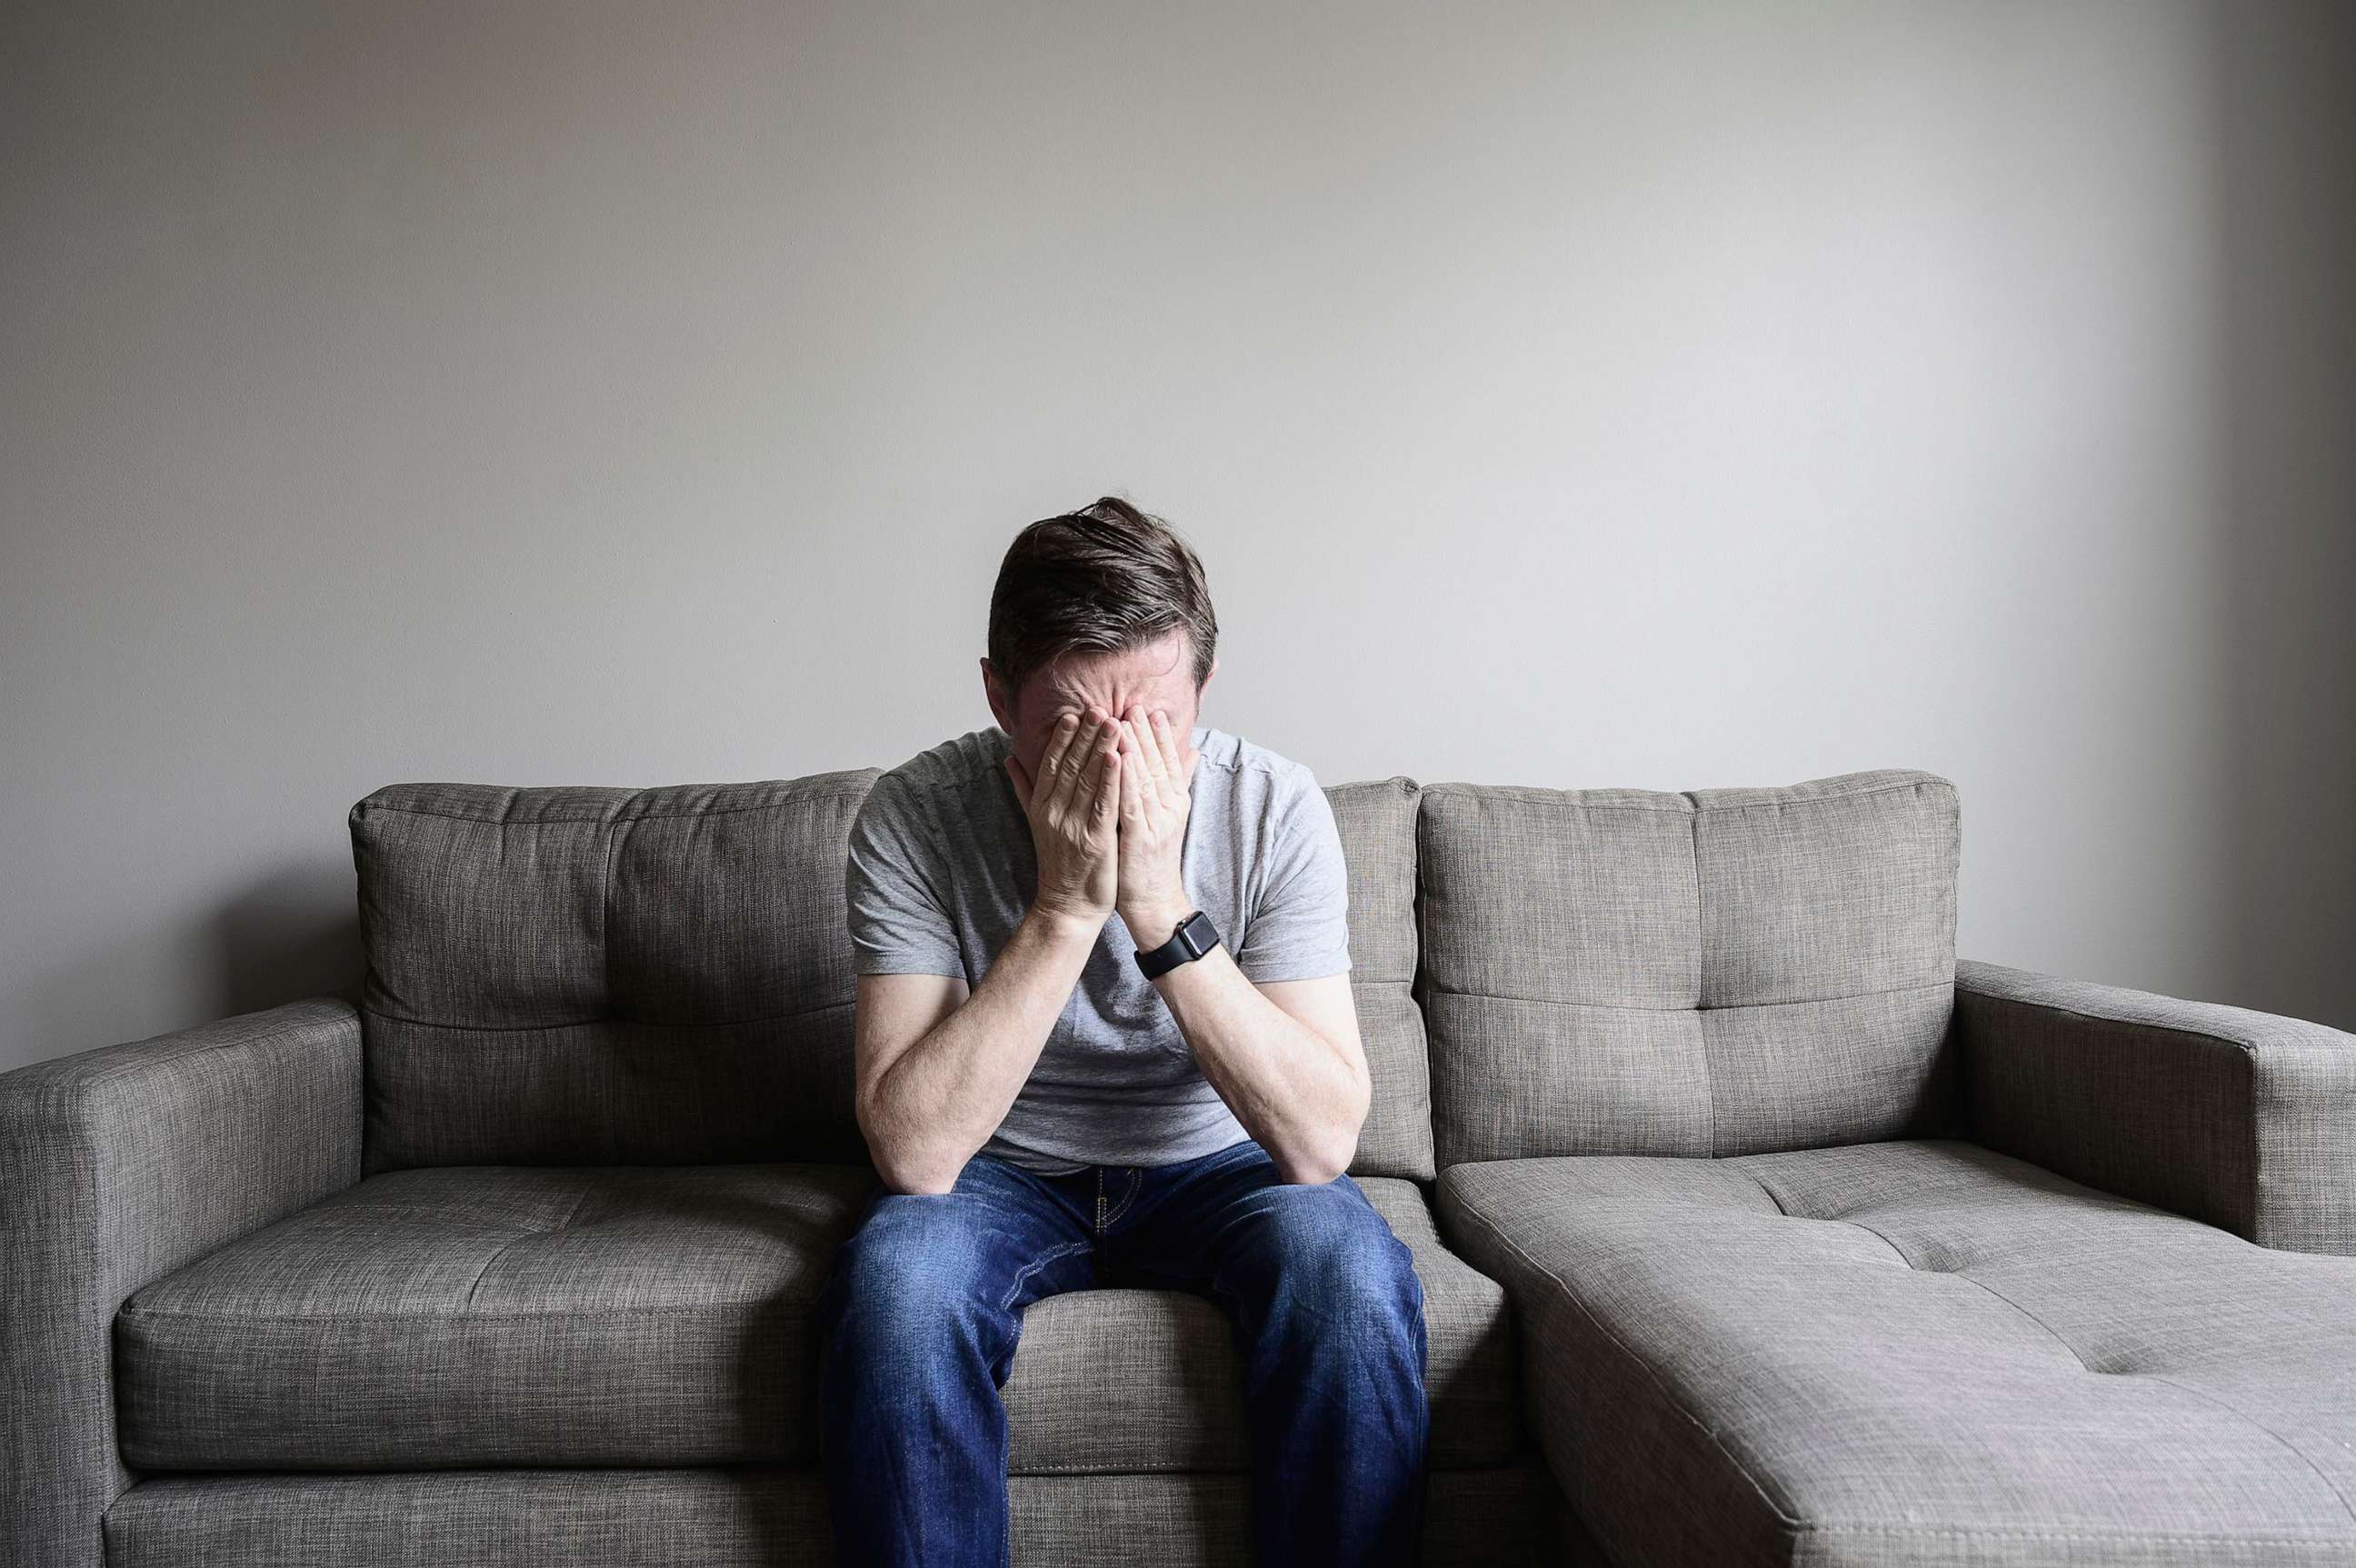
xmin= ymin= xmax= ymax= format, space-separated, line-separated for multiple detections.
xmin=6 ymin=763 xmax=2356 ymax=1566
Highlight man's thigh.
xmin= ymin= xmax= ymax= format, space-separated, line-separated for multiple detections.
xmin=1103 ymin=1139 xmax=1423 ymax=1320
xmin=817 ymin=1154 xmax=1099 ymax=1368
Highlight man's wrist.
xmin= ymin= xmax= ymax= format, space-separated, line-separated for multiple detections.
xmin=1121 ymin=898 xmax=1197 ymax=952
xmin=1026 ymin=900 xmax=1107 ymax=946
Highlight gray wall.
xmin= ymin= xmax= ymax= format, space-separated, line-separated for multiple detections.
xmin=4 ymin=0 xmax=2351 ymax=1075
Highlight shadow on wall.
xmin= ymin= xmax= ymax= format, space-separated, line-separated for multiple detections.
xmin=2214 ymin=0 xmax=2356 ymax=1030
xmin=211 ymin=861 xmax=364 ymax=1021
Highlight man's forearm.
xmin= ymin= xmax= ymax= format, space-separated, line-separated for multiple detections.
xmin=1136 ymin=902 xmax=1367 ymax=1184
xmin=864 ymin=904 xmax=1102 ymax=1193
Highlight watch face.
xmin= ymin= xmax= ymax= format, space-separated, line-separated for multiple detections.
xmin=1180 ymin=910 xmax=1217 ymax=954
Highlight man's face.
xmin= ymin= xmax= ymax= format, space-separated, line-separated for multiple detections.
xmin=982 ymin=629 xmax=1214 ymax=790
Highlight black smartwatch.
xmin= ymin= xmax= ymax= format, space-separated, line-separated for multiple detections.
xmin=1135 ymin=910 xmax=1222 ymax=980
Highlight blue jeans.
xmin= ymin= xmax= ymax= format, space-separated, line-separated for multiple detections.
xmin=813 ymin=1136 xmax=1431 ymax=1567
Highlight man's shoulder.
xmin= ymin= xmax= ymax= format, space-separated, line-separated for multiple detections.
xmin=874 ymin=726 xmax=1014 ymax=794
xmin=853 ymin=729 xmax=1012 ymax=850
xmin=1198 ymin=727 xmax=1321 ymax=801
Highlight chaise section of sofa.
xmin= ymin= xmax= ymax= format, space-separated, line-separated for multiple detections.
xmin=1442 ymin=1139 xmax=2356 ymax=1568
xmin=1417 ymin=767 xmax=2356 ymax=1567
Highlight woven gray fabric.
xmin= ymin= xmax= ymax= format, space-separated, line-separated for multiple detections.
xmin=352 ymin=775 xmax=877 ymax=1174
xmin=116 ymin=1163 xmax=875 ymax=1470
xmin=116 ymin=1167 xmax=1515 ymax=1472
xmin=1440 ymin=1139 xmax=2356 ymax=1568
xmin=101 ymin=1462 xmax=1564 ymax=1566
xmin=0 ymin=999 xmax=362 ymax=1568
xmin=352 ymin=772 xmax=1433 ymax=1180
xmin=1957 ymin=958 xmax=2356 ymax=1255
xmin=1417 ymin=769 xmax=1961 ymax=1165
xmin=1325 ymin=775 xmax=1435 ymax=1179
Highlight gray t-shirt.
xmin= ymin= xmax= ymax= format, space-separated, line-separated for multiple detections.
xmin=844 ymin=723 xmax=1353 ymax=1174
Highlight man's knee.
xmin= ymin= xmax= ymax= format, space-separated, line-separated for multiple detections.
xmin=1243 ymin=1181 xmax=1424 ymax=1323
xmin=817 ymin=1191 xmax=1003 ymax=1352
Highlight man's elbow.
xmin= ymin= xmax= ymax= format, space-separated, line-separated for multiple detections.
xmin=856 ymin=1098 xmax=963 ymax=1196
xmin=870 ymin=1138 xmax=963 ymax=1196
xmin=1275 ymin=1121 xmax=1362 ymax=1187
xmin=880 ymin=1164 xmax=961 ymax=1197
xmin=1297 ymin=1067 xmax=1373 ymax=1184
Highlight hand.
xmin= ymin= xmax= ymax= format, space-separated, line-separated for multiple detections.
xmin=1112 ymin=702 xmax=1201 ymax=948
xmin=1002 ymin=708 xmax=1123 ymax=924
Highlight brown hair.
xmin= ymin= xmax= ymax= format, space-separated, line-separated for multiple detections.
xmin=986 ymin=495 xmax=1218 ymax=705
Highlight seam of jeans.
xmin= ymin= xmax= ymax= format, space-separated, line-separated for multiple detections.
xmin=998 ymin=1238 xmax=1094 ymax=1314
xmin=1099 ymin=1167 xmax=1143 ymax=1229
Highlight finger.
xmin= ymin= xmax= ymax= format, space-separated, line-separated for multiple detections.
xmin=1132 ymin=717 xmax=1174 ymax=809
xmin=1118 ymin=722 xmax=1146 ymax=823
xmin=1147 ymin=708 xmax=1183 ymax=793
xmin=1126 ymin=704 xmax=1168 ymax=789
xmin=1037 ymin=711 xmax=1081 ymax=806
xmin=1051 ymin=712 xmax=1104 ymax=820
xmin=1118 ymin=714 xmax=1153 ymax=786
xmin=1093 ymin=739 xmax=1121 ymax=821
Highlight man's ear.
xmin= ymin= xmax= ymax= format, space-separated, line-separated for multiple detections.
xmin=980 ymin=657 xmax=1013 ymax=734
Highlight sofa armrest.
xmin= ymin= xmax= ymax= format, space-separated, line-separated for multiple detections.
xmin=1955 ymin=957 xmax=2356 ymax=1254
xmin=0 ymin=998 xmax=363 ymax=1568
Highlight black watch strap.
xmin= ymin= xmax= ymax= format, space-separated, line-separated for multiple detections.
xmin=1135 ymin=910 xmax=1221 ymax=980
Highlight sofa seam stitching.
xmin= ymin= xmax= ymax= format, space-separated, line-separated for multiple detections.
xmin=360 ymin=997 xmax=856 ymax=1034
xmin=1695 ymin=778 xmax=1949 ymax=811
xmin=1800 ymin=1524 xmax=2356 ymax=1546
xmin=2144 ymin=1369 xmax=2356 ymax=1526
xmin=1688 ymin=790 xmax=1716 ymax=1155
xmin=1956 ymin=984 xmax=2268 ymax=1062
xmin=1421 ymin=777 xmax=1942 ymax=812
xmin=120 ymin=1301 xmax=814 ymax=1323
xmin=354 ymin=789 xmax=874 ymax=825
xmin=1418 ymin=977 xmax=1952 ymax=1011
xmin=10 ymin=1004 xmax=359 ymax=1093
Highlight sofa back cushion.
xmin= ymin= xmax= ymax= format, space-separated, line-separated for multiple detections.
xmin=351 ymin=775 xmax=874 ymax=1175
xmin=1325 ymin=777 xmax=1434 ymax=1180
xmin=350 ymin=771 xmax=1434 ymax=1178
xmin=1416 ymin=768 xmax=1960 ymax=1165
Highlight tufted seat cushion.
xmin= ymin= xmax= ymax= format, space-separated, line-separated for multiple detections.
xmin=1439 ymin=1140 xmax=2356 ymax=1568
xmin=116 ymin=1165 xmax=1520 ymax=1473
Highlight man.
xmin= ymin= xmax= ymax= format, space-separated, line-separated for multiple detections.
xmin=813 ymin=496 xmax=1430 ymax=1567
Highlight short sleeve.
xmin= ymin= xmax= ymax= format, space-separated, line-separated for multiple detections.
xmin=1232 ymin=768 xmax=1354 ymax=984
xmin=844 ymin=773 xmax=964 ymax=978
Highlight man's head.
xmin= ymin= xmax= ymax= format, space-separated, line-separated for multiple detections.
xmin=981 ymin=496 xmax=1220 ymax=781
